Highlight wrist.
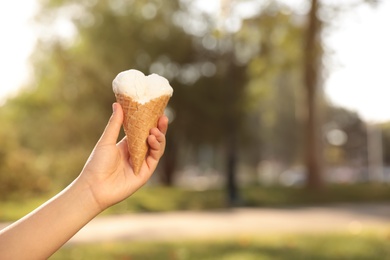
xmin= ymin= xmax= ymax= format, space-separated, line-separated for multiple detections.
xmin=68 ymin=176 xmax=104 ymax=217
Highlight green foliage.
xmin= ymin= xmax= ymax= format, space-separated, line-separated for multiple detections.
xmin=0 ymin=105 xmax=51 ymax=198
xmin=1 ymin=0 xmax=197 ymax=193
xmin=3 ymin=184 xmax=390 ymax=222
xmin=238 ymin=10 xmax=306 ymax=165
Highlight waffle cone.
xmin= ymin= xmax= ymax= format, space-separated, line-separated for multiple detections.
xmin=115 ymin=93 xmax=170 ymax=175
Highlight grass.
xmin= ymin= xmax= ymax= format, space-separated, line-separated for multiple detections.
xmin=3 ymin=184 xmax=390 ymax=259
xmin=103 ymin=183 xmax=390 ymax=216
xmin=51 ymin=232 xmax=390 ymax=260
xmin=2 ymin=183 xmax=390 ymax=221
xmin=243 ymin=183 xmax=390 ymax=207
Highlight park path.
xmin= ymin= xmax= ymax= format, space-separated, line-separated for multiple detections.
xmin=1 ymin=203 xmax=389 ymax=244
xmin=65 ymin=203 xmax=390 ymax=244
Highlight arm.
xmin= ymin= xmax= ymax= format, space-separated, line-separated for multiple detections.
xmin=0 ymin=103 xmax=168 ymax=259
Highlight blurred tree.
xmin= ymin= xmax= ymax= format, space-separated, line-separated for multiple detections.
xmin=2 ymin=0 xmax=252 ymax=195
xmin=0 ymin=0 xmax=194 ymax=190
xmin=0 ymin=105 xmax=50 ymax=199
xmin=29 ymin=0 xmax=199 ymax=186
xmin=180 ymin=48 xmax=249 ymax=205
xmin=302 ymin=0 xmax=381 ymax=188
xmin=242 ymin=8 xmax=306 ymax=167
xmin=302 ymin=0 xmax=324 ymax=189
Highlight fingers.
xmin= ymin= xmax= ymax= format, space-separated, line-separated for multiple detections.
xmin=148 ymin=115 xmax=168 ymax=157
xmin=157 ymin=115 xmax=169 ymax=135
xmin=145 ymin=123 xmax=167 ymax=170
xmin=148 ymin=130 xmax=163 ymax=151
xmin=97 ymin=103 xmax=123 ymax=146
xmin=148 ymin=129 xmax=165 ymax=153
xmin=151 ymin=127 xmax=165 ymax=143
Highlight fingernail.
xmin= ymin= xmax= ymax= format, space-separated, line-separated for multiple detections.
xmin=112 ymin=103 xmax=117 ymax=113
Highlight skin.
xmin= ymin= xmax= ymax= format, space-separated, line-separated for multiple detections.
xmin=0 ymin=102 xmax=168 ymax=259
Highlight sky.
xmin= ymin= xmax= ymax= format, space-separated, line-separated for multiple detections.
xmin=0 ymin=0 xmax=37 ymax=102
xmin=324 ymin=1 xmax=390 ymax=123
xmin=1 ymin=0 xmax=390 ymax=123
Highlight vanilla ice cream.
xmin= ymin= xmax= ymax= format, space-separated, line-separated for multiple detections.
xmin=112 ymin=69 xmax=173 ymax=104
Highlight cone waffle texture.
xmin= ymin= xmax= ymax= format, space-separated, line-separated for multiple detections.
xmin=115 ymin=93 xmax=170 ymax=175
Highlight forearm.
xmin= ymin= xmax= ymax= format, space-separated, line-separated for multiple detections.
xmin=0 ymin=178 xmax=102 ymax=260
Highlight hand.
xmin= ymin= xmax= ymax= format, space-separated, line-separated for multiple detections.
xmin=0 ymin=102 xmax=168 ymax=260
xmin=78 ymin=102 xmax=168 ymax=211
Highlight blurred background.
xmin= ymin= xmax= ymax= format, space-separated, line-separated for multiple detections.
xmin=1 ymin=0 xmax=390 ymax=259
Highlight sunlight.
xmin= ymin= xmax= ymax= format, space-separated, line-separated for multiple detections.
xmin=325 ymin=1 xmax=390 ymax=122
xmin=0 ymin=0 xmax=37 ymax=102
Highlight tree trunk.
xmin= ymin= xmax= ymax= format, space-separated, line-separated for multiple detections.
xmin=226 ymin=128 xmax=239 ymax=206
xmin=224 ymin=54 xmax=246 ymax=206
xmin=303 ymin=0 xmax=324 ymax=189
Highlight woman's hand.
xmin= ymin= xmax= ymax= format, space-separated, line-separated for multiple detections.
xmin=79 ymin=102 xmax=168 ymax=211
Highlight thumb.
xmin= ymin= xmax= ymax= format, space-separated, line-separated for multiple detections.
xmin=97 ymin=103 xmax=123 ymax=146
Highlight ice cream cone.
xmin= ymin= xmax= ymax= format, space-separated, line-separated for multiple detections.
xmin=112 ymin=69 xmax=173 ymax=174
xmin=115 ymin=93 xmax=170 ymax=175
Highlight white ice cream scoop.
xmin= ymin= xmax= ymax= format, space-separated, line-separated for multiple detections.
xmin=112 ymin=69 xmax=173 ymax=104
